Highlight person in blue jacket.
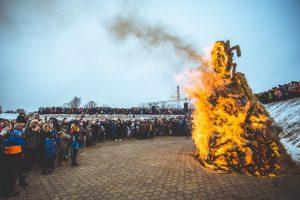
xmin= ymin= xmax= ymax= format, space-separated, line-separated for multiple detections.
xmin=42 ymin=132 xmax=57 ymax=175
xmin=1 ymin=123 xmax=25 ymax=197
xmin=70 ymin=124 xmax=80 ymax=166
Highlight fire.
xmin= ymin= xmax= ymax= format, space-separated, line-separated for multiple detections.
xmin=184 ymin=41 xmax=285 ymax=176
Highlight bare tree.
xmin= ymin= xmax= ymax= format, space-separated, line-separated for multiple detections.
xmin=85 ymin=100 xmax=97 ymax=108
xmin=62 ymin=103 xmax=69 ymax=108
xmin=69 ymin=96 xmax=81 ymax=108
xmin=138 ymin=103 xmax=147 ymax=108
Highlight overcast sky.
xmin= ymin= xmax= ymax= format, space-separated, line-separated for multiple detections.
xmin=0 ymin=0 xmax=299 ymax=111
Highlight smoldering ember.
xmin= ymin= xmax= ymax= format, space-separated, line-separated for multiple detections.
xmin=0 ymin=1 xmax=300 ymax=200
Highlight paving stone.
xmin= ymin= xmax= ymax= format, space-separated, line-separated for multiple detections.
xmin=5 ymin=137 xmax=300 ymax=200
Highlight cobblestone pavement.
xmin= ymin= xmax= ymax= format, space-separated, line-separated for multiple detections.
xmin=6 ymin=137 xmax=300 ymax=200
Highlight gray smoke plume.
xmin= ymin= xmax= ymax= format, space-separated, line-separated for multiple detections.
xmin=106 ymin=15 xmax=204 ymax=63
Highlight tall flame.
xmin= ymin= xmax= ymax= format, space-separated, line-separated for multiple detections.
xmin=182 ymin=41 xmax=283 ymax=176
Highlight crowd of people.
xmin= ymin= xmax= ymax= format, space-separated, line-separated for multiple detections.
xmin=0 ymin=112 xmax=191 ymax=198
xmin=38 ymin=106 xmax=190 ymax=115
xmin=256 ymin=81 xmax=300 ymax=104
xmin=35 ymin=81 xmax=300 ymax=118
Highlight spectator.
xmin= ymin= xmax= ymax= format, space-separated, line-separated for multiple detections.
xmin=70 ymin=124 xmax=80 ymax=167
xmin=256 ymin=81 xmax=300 ymax=104
xmin=57 ymin=125 xmax=70 ymax=166
xmin=16 ymin=112 xmax=27 ymax=124
xmin=1 ymin=123 xmax=25 ymax=197
xmin=42 ymin=132 xmax=57 ymax=175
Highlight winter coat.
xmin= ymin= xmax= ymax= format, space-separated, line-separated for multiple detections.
xmin=24 ymin=127 xmax=38 ymax=149
xmin=70 ymin=132 xmax=79 ymax=150
xmin=59 ymin=131 xmax=70 ymax=150
xmin=44 ymin=138 xmax=57 ymax=157
xmin=50 ymin=130 xmax=60 ymax=145
xmin=3 ymin=129 xmax=25 ymax=147
xmin=39 ymin=130 xmax=49 ymax=149
xmin=91 ymin=124 xmax=99 ymax=135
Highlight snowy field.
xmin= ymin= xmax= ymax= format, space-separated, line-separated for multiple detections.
xmin=265 ymin=98 xmax=300 ymax=162
xmin=1 ymin=98 xmax=299 ymax=162
xmin=0 ymin=113 xmax=18 ymax=120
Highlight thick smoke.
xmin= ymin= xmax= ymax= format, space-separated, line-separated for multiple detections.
xmin=106 ymin=15 xmax=205 ymax=63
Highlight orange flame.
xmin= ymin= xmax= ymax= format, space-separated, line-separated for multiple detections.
xmin=180 ymin=41 xmax=281 ymax=176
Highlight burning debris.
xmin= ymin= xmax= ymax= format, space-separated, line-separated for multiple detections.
xmin=185 ymin=41 xmax=292 ymax=176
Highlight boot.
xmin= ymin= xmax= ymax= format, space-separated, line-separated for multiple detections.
xmin=19 ymin=175 xmax=29 ymax=187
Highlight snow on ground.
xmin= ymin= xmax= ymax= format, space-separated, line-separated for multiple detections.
xmin=265 ymin=98 xmax=300 ymax=162
xmin=0 ymin=113 xmax=18 ymax=120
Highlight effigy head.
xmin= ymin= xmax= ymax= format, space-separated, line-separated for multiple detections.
xmin=211 ymin=40 xmax=241 ymax=78
xmin=211 ymin=41 xmax=231 ymax=76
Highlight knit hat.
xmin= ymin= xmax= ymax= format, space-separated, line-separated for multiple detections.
xmin=71 ymin=124 xmax=79 ymax=132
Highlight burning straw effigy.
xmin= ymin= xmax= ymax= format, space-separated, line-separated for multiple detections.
xmin=184 ymin=41 xmax=293 ymax=176
xmin=106 ymin=16 xmax=294 ymax=176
